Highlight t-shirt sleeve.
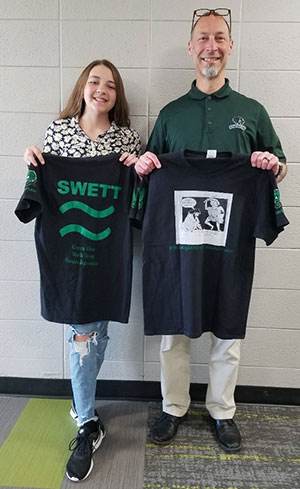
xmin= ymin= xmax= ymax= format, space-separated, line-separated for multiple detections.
xmin=253 ymin=171 xmax=289 ymax=245
xmin=15 ymin=164 xmax=42 ymax=223
xmin=256 ymin=105 xmax=286 ymax=163
xmin=146 ymin=111 xmax=168 ymax=154
xmin=129 ymin=172 xmax=148 ymax=226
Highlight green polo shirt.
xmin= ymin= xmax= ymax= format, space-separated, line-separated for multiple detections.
xmin=147 ymin=79 xmax=286 ymax=162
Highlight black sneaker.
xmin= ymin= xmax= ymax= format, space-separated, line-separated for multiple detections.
xmin=66 ymin=418 xmax=106 ymax=482
xmin=70 ymin=401 xmax=98 ymax=423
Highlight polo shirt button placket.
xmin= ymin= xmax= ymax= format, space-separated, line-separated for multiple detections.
xmin=207 ymin=95 xmax=213 ymax=131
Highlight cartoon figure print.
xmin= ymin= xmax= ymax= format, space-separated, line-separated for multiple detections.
xmin=179 ymin=197 xmax=200 ymax=233
xmin=204 ymin=197 xmax=225 ymax=231
xmin=181 ymin=197 xmax=202 ymax=232
xmin=174 ymin=191 xmax=233 ymax=247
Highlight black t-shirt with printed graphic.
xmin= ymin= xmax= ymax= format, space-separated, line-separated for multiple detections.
xmin=15 ymin=153 xmax=142 ymax=324
xmin=142 ymin=151 xmax=289 ymax=339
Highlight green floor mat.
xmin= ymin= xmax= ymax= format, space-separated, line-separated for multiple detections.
xmin=0 ymin=398 xmax=77 ymax=489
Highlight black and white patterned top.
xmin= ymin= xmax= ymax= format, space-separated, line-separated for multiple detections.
xmin=43 ymin=116 xmax=141 ymax=157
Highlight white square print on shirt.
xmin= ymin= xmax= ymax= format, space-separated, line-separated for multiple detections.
xmin=174 ymin=190 xmax=233 ymax=247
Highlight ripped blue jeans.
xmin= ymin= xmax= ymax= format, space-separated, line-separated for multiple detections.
xmin=67 ymin=321 xmax=109 ymax=426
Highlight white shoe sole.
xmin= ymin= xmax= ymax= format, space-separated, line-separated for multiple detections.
xmin=66 ymin=459 xmax=94 ymax=482
xmin=93 ymin=428 xmax=106 ymax=451
xmin=70 ymin=406 xmax=78 ymax=422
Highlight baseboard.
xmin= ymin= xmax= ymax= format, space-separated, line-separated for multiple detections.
xmin=0 ymin=377 xmax=299 ymax=405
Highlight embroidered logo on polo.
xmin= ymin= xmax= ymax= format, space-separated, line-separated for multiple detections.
xmin=57 ymin=179 xmax=122 ymax=241
xmin=229 ymin=116 xmax=247 ymax=132
xmin=174 ymin=190 xmax=233 ymax=246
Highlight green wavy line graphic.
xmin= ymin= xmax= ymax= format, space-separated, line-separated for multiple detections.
xmin=59 ymin=201 xmax=115 ymax=218
xmin=59 ymin=225 xmax=111 ymax=241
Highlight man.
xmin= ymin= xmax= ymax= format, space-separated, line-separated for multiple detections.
xmin=135 ymin=8 xmax=287 ymax=452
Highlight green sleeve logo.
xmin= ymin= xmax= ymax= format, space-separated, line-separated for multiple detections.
xmin=25 ymin=169 xmax=38 ymax=192
xmin=131 ymin=187 xmax=146 ymax=210
xmin=274 ymin=189 xmax=283 ymax=215
xmin=26 ymin=170 xmax=37 ymax=184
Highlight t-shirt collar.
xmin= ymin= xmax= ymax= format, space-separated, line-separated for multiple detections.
xmin=188 ymin=78 xmax=232 ymax=100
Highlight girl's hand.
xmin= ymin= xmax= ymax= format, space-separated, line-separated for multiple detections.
xmin=119 ymin=152 xmax=138 ymax=167
xmin=24 ymin=146 xmax=45 ymax=167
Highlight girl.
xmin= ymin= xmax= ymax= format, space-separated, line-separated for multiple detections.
xmin=23 ymin=59 xmax=141 ymax=483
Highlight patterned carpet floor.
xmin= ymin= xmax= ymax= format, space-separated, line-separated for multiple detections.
xmin=143 ymin=402 xmax=300 ymax=489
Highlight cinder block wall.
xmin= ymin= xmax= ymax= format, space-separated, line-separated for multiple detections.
xmin=0 ymin=0 xmax=299 ymax=389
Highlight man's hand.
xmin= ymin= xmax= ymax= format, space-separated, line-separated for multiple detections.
xmin=24 ymin=146 xmax=44 ymax=166
xmin=135 ymin=151 xmax=161 ymax=176
xmin=119 ymin=152 xmax=138 ymax=166
xmin=250 ymin=151 xmax=287 ymax=182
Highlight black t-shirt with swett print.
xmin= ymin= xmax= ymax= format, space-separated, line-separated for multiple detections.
xmin=15 ymin=153 xmax=141 ymax=324
xmin=142 ymin=150 xmax=289 ymax=339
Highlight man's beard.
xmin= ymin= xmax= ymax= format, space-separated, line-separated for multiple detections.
xmin=201 ymin=65 xmax=219 ymax=78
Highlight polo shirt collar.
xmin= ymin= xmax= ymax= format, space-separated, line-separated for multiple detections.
xmin=188 ymin=78 xmax=232 ymax=100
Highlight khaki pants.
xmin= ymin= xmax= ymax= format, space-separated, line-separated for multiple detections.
xmin=160 ymin=333 xmax=241 ymax=419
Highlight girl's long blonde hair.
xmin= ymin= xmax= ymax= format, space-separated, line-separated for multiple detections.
xmin=58 ymin=59 xmax=130 ymax=127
